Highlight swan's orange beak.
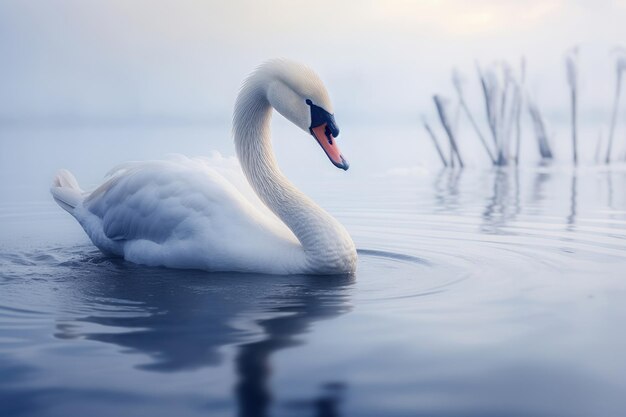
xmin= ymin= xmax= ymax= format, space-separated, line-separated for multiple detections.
xmin=311 ymin=123 xmax=349 ymax=171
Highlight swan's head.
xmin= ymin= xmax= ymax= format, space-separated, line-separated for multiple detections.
xmin=262 ymin=60 xmax=349 ymax=171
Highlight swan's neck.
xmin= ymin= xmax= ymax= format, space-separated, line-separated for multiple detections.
xmin=233 ymin=82 xmax=355 ymax=273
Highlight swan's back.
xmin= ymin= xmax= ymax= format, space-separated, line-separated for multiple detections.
xmin=56 ymin=157 xmax=304 ymax=273
xmin=86 ymin=160 xmax=231 ymax=243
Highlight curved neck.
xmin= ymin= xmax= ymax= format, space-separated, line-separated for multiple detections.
xmin=233 ymin=79 xmax=354 ymax=271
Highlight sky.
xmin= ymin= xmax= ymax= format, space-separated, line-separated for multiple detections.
xmin=1 ymin=0 xmax=626 ymax=126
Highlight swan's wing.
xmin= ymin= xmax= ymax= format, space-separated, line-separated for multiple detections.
xmin=83 ymin=158 xmax=290 ymax=245
xmin=102 ymin=153 xmax=274 ymax=220
xmin=178 ymin=152 xmax=269 ymax=214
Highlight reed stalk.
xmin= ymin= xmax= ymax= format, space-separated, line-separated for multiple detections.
xmin=565 ymin=48 xmax=578 ymax=165
xmin=433 ymin=95 xmax=464 ymax=168
xmin=422 ymin=118 xmax=448 ymax=168
xmin=514 ymin=58 xmax=526 ymax=165
xmin=496 ymin=63 xmax=515 ymax=165
xmin=605 ymin=51 xmax=626 ymax=164
xmin=477 ymin=65 xmax=499 ymax=149
xmin=528 ymin=99 xmax=553 ymax=159
xmin=503 ymin=84 xmax=520 ymax=164
xmin=452 ymin=69 xmax=496 ymax=164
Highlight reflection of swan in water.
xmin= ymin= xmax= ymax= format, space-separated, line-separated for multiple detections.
xmin=53 ymin=261 xmax=353 ymax=415
xmin=234 ymin=277 xmax=351 ymax=417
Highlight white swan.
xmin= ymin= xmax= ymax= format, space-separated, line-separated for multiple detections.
xmin=50 ymin=59 xmax=357 ymax=275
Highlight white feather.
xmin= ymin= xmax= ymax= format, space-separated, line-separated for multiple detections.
xmin=50 ymin=60 xmax=357 ymax=275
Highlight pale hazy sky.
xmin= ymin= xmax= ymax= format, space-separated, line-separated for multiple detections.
xmin=2 ymin=0 xmax=626 ymax=125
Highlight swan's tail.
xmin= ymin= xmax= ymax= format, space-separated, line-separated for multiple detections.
xmin=50 ymin=169 xmax=84 ymax=213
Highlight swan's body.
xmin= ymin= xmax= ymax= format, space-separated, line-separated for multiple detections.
xmin=50 ymin=60 xmax=357 ymax=275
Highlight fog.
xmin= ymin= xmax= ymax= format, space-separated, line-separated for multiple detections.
xmin=3 ymin=1 xmax=626 ymax=200
xmin=2 ymin=0 xmax=626 ymax=125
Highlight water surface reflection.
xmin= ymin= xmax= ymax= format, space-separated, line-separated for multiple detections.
xmin=52 ymin=263 xmax=354 ymax=416
xmin=3 ymin=163 xmax=626 ymax=417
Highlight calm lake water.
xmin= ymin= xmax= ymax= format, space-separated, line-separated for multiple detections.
xmin=1 ymin=126 xmax=626 ymax=417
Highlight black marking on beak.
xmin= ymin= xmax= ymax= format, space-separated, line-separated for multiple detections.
xmin=306 ymin=99 xmax=340 ymax=137
xmin=325 ymin=125 xmax=333 ymax=144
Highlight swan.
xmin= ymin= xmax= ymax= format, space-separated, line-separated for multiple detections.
xmin=50 ymin=59 xmax=357 ymax=275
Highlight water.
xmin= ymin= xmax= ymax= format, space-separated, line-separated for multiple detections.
xmin=2 ymin=126 xmax=626 ymax=417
